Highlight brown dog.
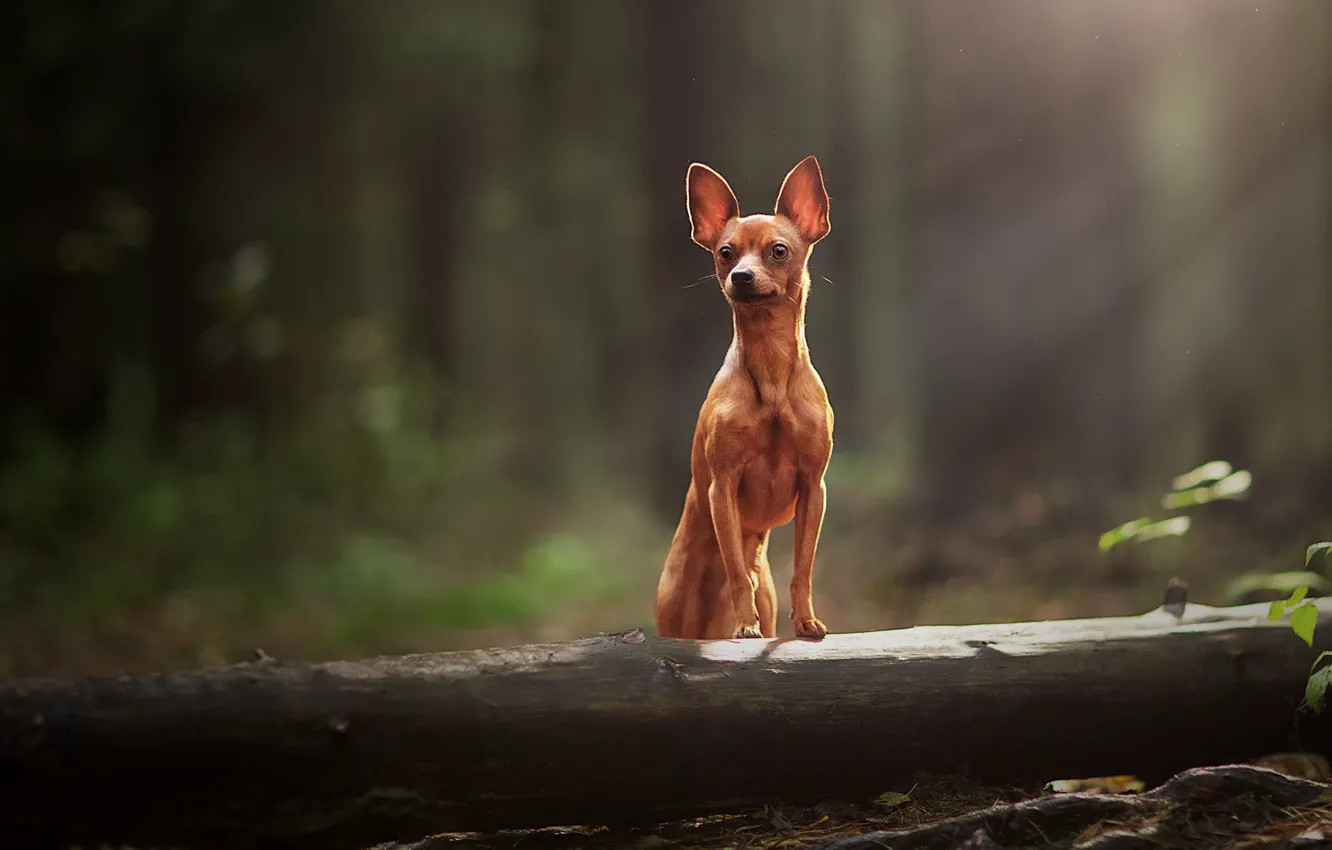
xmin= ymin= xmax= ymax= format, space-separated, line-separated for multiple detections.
xmin=655 ymin=156 xmax=834 ymax=641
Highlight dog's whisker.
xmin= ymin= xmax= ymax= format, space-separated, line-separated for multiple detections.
xmin=682 ymin=274 xmax=718 ymax=290
xmin=821 ymin=276 xmax=834 ymax=286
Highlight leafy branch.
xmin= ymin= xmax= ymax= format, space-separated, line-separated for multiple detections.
xmin=1100 ymin=463 xmax=1332 ymax=713
xmin=1289 ymin=542 xmax=1332 ymax=713
xmin=1099 ymin=460 xmax=1251 ymax=553
xmin=1268 ymin=584 xmax=1317 ymax=647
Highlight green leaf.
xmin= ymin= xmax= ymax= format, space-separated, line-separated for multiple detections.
xmin=1290 ymin=602 xmax=1318 ymax=647
xmin=1269 ymin=600 xmax=1286 ymax=622
xmin=1290 ymin=586 xmax=1309 ymax=606
xmin=1161 ymin=490 xmax=1201 ymax=510
xmin=1223 ymin=571 xmax=1331 ymax=604
xmin=1099 ymin=518 xmax=1151 ymax=552
xmin=1306 ymin=542 xmax=1332 ymax=568
xmin=1170 ymin=460 xmax=1233 ymax=491
xmin=1162 ymin=470 xmax=1250 ymax=509
xmin=1212 ymin=470 xmax=1252 ymax=499
xmin=1305 ymin=664 xmax=1332 ymax=714
xmin=1135 ymin=516 xmax=1191 ymax=543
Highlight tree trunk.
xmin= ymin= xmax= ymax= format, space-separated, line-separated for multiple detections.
xmin=2 ymin=600 xmax=1330 ymax=850
xmin=641 ymin=0 xmax=718 ymax=518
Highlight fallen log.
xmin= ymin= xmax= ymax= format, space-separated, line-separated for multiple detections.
xmin=2 ymin=597 xmax=1330 ymax=850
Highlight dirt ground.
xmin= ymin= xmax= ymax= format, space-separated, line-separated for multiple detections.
xmin=390 ymin=761 xmax=1332 ymax=850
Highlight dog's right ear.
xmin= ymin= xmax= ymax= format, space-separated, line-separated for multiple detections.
xmin=687 ymin=163 xmax=739 ymax=251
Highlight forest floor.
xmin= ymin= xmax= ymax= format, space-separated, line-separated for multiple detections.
xmin=388 ymin=761 xmax=1332 ymax=850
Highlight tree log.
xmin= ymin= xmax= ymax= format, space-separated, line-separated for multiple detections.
xmin=2 ymin=599 xmax=1330 ymax=850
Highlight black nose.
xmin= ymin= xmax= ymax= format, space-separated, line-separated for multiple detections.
xmin=730 ymin=268 xmax=755 ymax=289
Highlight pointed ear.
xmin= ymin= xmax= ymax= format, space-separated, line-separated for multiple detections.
xmin=687 ymin=163 xmax=739 ymax=251
xmin=774 ymin=155 xmax=830 ymax=244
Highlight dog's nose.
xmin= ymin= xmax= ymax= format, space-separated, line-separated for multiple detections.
xmin=730 ymin=268 xmax=755 ymax=289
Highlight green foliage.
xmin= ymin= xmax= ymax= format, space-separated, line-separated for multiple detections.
xmin=1169 ymin=460 xmax=1235 ymax=491
xmin=1099 ymin=460 xmax=1250 ymax=553
xmin=1267 ymin=584 xmax=1318 ymax=648
xmin=1102 ymin=466 xmax=1332 ymax=713
xmin=1269 ymin=584 xmax=1308 ymax=615
xmin=1159 ymin=466 xmax=1253 ymax=510
xmin=1307 ymin=542 xmax=1332 ymax=568
xmin=1304 ymin=652 xmax=1332 ymax=714
xmin=1262 ymin=545 xmax=1332 ymax=713
xmin=1224 ymin=539 xmax=1332 ymax=607
xmin=1295 ymin=543 xmax=1332 ymax=711
xmin=1228 ymin=571 xmax=1331 ymax=605
xmin=0 ymin=385 xmax=639 ymax=662
xmin=285 ymin=532 xmax=609 ymax=654
xmin=1098 ymin=516 xmax=1191 ymax=552
xmin=1290 ymin=603 xmax=1318 ymax=648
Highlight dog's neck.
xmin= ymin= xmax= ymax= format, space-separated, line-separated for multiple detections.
xmin=729 ymin=275 xmax=810 ymax=406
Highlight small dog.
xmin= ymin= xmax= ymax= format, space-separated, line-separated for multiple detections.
xmin=655 ymin=156 xmax=834 ymax=641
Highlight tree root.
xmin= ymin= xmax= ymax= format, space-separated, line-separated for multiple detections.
xmin=815 ymin=765 xmax=1330 ymax=850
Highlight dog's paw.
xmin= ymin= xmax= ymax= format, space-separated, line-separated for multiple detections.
xmin=733 ymin=623 xmax=764 ymax=639
xmin=793 ymin=617 xmax=828 ymax=640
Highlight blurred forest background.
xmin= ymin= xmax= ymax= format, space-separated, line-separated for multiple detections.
xmin=2 ymin=0 xmax=1330 ymax=677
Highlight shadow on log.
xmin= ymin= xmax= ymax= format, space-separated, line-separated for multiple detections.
xmin=1 ymin=598 xmax=1330 ymax=850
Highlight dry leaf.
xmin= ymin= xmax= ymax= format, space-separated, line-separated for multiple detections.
xmin=874 ymin=791 xmax=913 ymax=808
xmin=765 ymin=805 xmax=793 ymax=830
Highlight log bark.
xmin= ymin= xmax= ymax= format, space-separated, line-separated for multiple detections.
xmin=2 ymin=599 xmax=1330 ymax=850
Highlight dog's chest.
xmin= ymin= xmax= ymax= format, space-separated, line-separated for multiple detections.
xmin=752 ymin=403 xmax=800 ymax=453
xmin=734 ymin=405 xmax=810 ymax=526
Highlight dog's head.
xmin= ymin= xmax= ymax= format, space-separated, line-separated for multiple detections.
xmin=686 ymin=156 xmax=830 ymax=308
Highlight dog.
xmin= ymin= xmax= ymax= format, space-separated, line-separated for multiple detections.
xmin=655 ymin=156 xmax=834 ymax=641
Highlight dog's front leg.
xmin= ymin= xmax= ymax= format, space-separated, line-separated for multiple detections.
xmin=708 ymin=476 xmax=762 ymax=638
xmin=791 ymin=470 xmax=829 ymax=640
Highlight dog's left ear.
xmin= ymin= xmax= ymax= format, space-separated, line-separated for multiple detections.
xmin=774 ymin=155 xmax=830 ymax=245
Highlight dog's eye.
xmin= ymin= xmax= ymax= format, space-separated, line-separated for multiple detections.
xmin=771 ymin=243 xmax=789 ymax=260
xmin=718 ymin=246 xmax=734 ymax=262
